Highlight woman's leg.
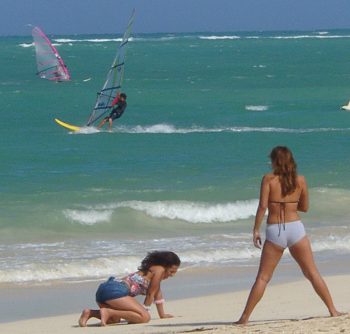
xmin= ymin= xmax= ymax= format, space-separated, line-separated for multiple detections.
xmin=289 ymin=236 xmax=342 ymax=316
xmin=100 ymin=296 xmax=150 ymax=325
xmin=79 ymin=297 xmax=150 ymax=327
xmin=235 ymin=241 xmax=284 ymax=324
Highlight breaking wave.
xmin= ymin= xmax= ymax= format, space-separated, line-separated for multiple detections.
xmin=64 ymin=199 xmax=259 ymax=225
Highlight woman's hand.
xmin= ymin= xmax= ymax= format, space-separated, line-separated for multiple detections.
xmin=253 ymin=230 xmax=262 ymax=249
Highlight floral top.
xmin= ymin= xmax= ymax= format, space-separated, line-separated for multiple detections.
xmin=124 ymin=272 xmax=150 ymax=297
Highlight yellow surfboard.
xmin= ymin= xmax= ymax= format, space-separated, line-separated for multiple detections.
xmin=54 ymin=118 xmax=81 ymax=132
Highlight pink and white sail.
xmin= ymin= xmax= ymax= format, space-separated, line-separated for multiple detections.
xmin=32 ymin=26 xmax=70 ymax=81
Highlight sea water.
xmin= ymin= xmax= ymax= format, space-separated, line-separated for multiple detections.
xmin=1 ymin=30 xmax=350 ymax=284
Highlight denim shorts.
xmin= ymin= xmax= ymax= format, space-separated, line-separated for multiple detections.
xmin=95 ymin=277 xmax=129 ymax=303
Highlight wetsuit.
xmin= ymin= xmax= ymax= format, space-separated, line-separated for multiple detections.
xmin=105 ymin=98 xmax=127 ymax=121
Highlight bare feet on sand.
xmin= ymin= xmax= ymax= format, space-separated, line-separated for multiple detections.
xmin=331 ymin=311 xmax=347 ymax=317
xmin=78 ymin=308 xmax=91 ymax=327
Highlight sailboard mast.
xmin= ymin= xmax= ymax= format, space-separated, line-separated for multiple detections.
xmin=32 ymin=26 xmax=70 ymax=82
xmin=86 ymin=9 xmax=135 ymax=126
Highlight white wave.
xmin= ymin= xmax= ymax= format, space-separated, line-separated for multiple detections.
xmin=72 ymin=126 xmax=100 ymax=135
xmin=118 ymin=124 xmax=179 ymax=133
xmin=54 ymin=38 xmax=123 ymax=43
xmin=269 ymin=34 xmax=350 ymax=40
xmin=245 ymin=105 xmax=269 ymax=111
xmin=63 ymin=209 xmax=112 ymax=225
xmin=0 ymin=245 xmax=260 ymax=283
xmin=173 ymin=33 xmax=348 ymax=41
xmin=0 ymin=256 xmax=139 ymax=283
xmin=199 ymin=35 xmax=240 ymax=40
xmin=2 ymin=229 xmax=350 ymax=283
xmin=113 ymin=124 xmax=350 ymax=134
xmin=69 ymin=200 xmax=258 ymax=224
xmin=115 ymin=200 xmax=258 ymax=223
xmin=181 ymin=248 xmax=260 ymax=264
xmin=13 ymin=242 xmax=65 ymax=249
xmin=312 ymin=234 xmax=350 ymax=253
xmin=19 ymin=43 xmax=34 ymax=48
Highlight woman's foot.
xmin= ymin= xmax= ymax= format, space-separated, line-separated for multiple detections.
xmin=99 ymin=307 xmax=122 ymax=326
xmin=331 ymin=311 xmax=347 ymax=317
xmin=100 ymin=308 xmax=108 ymax=326
xmin=78 ymin=308 xmax=91 ymax=327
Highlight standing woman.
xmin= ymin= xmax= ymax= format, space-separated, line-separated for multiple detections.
xmin=79 ymin=251 xmax=180 ymax=326
xmin=235 ymin=146 xmax=342 ymax=324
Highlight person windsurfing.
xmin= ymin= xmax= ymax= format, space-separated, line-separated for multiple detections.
xmin=97 ymin=93 xmax=127 ymax=130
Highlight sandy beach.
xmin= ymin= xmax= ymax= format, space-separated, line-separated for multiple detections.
xmin=1 ymin=274 xmax=348 ymax=334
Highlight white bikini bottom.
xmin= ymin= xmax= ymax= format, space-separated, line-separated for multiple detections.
xmin=265 ymin=220 xmax=306 ymax=249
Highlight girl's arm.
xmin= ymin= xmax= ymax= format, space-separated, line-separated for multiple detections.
xmin=253 ymin=175 xmax=270 ymax=248
xmin=143 ymin=266 xmax=174 ymax=318
xmin=297 ymin=176 xmax=309 ymax=212
xmin=143 ymin=269 xmax=162 ymax=307
xmin=154 ymin=289 xmax=173 ymax=318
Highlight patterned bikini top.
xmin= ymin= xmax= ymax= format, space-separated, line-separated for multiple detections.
xmin=124 ymin=272 xmax=150 ymax=297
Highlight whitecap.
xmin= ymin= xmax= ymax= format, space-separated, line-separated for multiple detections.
xmin=114 ymin=200 xmax=259 ymax=223
xmin=63 ymin=209 xmax=112 ymax=225
xmin=245 ymin=105 xmax=269 ymax=111
xmin=199 ymin=35 xmax=240 ymax=40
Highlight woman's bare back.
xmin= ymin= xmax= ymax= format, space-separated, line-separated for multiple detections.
xmin=265 ymin=174 xmax=308 ymax=224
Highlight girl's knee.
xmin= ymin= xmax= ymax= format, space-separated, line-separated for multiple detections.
xmin=302 ymin=268 xmax=320 ymax=282
xmin=140 ymin=311 xmax=151 ymax=323
xmin=256 ymin=273 xmax=272 ymax=284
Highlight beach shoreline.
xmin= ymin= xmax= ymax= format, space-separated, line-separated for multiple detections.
xmin=0 ymin=274 xmax=348 ymax=334
xmin=1 ymin=259 xmax=349 ymax=323
xmin=1 ymin=258 xmax=348 ymax=324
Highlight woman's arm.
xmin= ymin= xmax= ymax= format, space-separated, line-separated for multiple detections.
xmin=253 ymin=175 xmax=270 ymax=248
xmin=297 ymin=176 xmax=309 ymax=212
xmin=143 ymin=268 xmax=163 ymax=307
xmin=153 ymin=289 xmax=173 ymax=318
xmin=143 ymin=267 xmax=174 ymax=318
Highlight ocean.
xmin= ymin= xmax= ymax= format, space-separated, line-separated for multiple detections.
xmin=1 ymin=30 xmax=350 ymax=285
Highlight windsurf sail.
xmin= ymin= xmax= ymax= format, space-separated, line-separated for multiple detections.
xmin=32 ymin=26 xmax=70 ymax=81
xmin=86 ymin=9 xmax=135 ymax=126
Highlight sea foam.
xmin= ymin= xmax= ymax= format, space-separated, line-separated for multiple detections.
xmin=245 ymin=105 xmax=269 ymax=111
xmin=63 ymin=209 xmax=113 ymax=225
xmin=112 ymin=124 xmax=350 ymax=135
xmin=117 ymin=200 xmax=258 ymax=223
xmin=64 ymin=200 xmax=259 ymax=225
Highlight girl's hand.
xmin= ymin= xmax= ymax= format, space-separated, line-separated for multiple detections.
xmin=160 ymin=314 xmax=174 ymax=319
xmin=253 ymin=230 xmax=262 ymax=249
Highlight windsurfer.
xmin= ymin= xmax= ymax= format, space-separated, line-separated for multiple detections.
xmin=97 ymin=93 xmax=127 ymax=130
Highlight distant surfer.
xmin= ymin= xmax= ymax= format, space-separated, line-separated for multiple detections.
xmin=97 ymin=93 xmax=127 ymax=130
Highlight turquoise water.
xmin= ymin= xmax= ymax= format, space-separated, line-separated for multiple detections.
xmin=1 ymin=30 xmax=350 ymax=284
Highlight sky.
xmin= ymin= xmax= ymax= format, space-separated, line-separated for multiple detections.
xmin=1 ymin=0 xmax=350 ymax=36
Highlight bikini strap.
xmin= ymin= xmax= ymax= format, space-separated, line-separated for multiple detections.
xmin=269 ymin=201 xmax=298 ymax=235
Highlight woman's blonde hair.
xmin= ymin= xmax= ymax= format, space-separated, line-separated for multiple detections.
xmin=269 ymin=146 xmax=297 ymax=196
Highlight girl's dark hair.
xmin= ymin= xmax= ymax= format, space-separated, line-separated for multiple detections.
xmin=269 ymin=146 xmax=298 ymax=196
xmin=138 ymin=251 xmax=181 ymax=274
